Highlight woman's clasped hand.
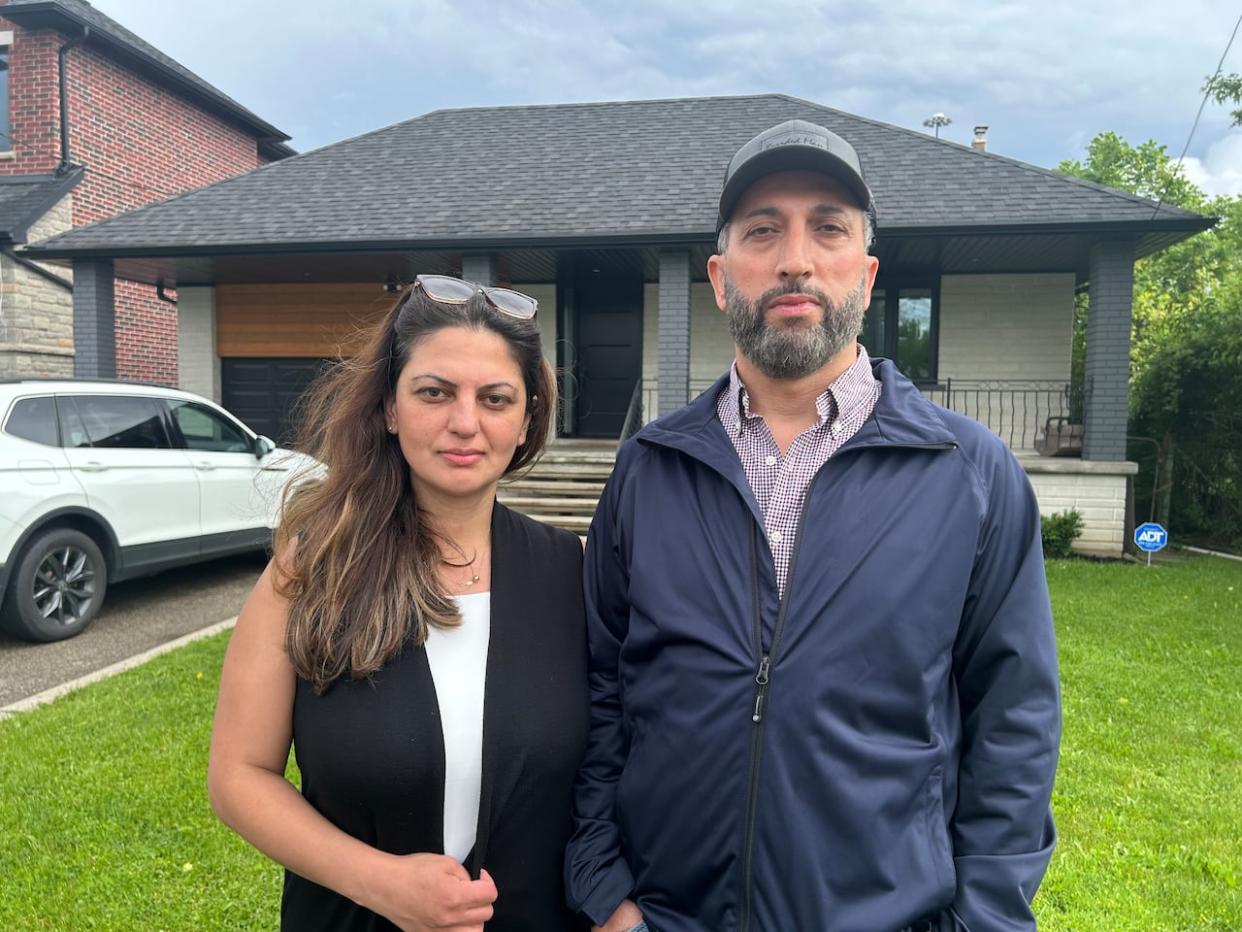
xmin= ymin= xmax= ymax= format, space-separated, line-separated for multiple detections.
xmin=361 ymin=855 xmax=497 ymax=931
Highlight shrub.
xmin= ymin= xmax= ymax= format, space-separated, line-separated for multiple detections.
xmin=1042 ymin=510 xmax=1084 ymax=558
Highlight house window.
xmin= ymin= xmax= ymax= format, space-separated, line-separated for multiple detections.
xmin=861 ymin=283 xmax=940 ymax=383
xmin=0 ymin=35 xmax=10 ymax=151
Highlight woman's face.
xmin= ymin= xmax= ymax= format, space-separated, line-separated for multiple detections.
xmin=386 ymin=325 xmax=531 ymax=506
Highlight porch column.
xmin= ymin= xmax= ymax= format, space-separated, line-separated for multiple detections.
xmin=1082 ymin=239 xmax=1136 ymax=462
xmin=72 ymin=259 xmax=116 ymax=379
xmin=657 ymin=250 xmax=691 ymax=416
xmin=461 ymin=254 xmax=497 ymax=285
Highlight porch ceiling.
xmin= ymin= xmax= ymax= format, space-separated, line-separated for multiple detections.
xmin=93 ymin=226 xmax=1191 ymax=288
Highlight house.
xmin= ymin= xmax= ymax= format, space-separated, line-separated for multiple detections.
xmin=19 ymin=94 xmax=1213 ymax=556
xmin=0 ymin=0 xmax=291 ymax=385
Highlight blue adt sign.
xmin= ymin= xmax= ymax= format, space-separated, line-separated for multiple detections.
xmin=1134 ymin=522 xmax=1168 ymax=553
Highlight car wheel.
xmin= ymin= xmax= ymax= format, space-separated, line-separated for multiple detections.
xmin=1 ymin=528 xmax=108 ymax=642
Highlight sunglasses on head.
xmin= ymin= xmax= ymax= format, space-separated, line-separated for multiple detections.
xmin=413 ymin=274 xmax=538 ymax=320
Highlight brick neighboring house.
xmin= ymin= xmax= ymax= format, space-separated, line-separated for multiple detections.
xmin=0 ymin=0 xmax=292 ymax=384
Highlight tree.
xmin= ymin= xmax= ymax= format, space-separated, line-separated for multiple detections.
xmin=1057 ymin=134 xmax=1242 ymax=546
xmin=1204 ymin=72 xmax=1242 ymax=126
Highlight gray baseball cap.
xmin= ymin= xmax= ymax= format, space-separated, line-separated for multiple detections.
xmin=717 ymin=120 xmax=874 ymax=233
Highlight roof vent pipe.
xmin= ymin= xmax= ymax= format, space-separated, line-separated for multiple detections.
xmin=972 ymin=125 xmax=988 ymax=153
xmin=56 ymin=26 xmax=90 ymax=176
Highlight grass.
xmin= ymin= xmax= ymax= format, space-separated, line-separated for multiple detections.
xmin=1036 ymin=553 xmax=1242 ymax=931
xmin=0 ymin=555 xmax=1238 ymax=930
xmin=0 ymin=634 xmax=291 ymax=930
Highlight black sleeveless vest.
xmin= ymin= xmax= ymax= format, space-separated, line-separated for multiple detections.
xmin=282 ymin=504 xmax=590 ymax=931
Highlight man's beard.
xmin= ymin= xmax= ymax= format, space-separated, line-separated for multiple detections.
xmin=724 ymin=274 xmax=869 ymax=380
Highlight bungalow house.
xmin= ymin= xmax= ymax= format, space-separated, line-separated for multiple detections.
xmin=19 ymin=95 xmax=1213 ymax=556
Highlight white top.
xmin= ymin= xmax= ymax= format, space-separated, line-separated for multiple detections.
xmin=424 ymin=592 xmax=491 ymax=863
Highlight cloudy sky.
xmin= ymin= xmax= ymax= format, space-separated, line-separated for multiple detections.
xmin=93 ymin=0 xmax=1242 ymax=196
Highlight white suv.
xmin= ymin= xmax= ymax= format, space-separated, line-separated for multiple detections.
xmin=0 ymin=379 xmax=315 ymax=642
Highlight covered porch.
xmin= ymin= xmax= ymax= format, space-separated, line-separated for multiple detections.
xmin=55 ymin=224 xmax=1154 ymax=556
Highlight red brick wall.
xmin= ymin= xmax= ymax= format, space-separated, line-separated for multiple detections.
xmin=115 ymin=279 xmax=178 ymax=385
xmin=0 ymin=6 xmax=269 ymax=385
xmin=0 ymin=22 xmax=61 ymax=173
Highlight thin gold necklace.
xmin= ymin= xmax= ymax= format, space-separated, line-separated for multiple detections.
xmin=441 ymin=548 xmax=481 ymax=589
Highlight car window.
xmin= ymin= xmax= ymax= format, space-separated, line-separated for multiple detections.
xmin=69 ymin=395 xmax=170 ymax=449
xmin=57 ymin=396 xmax=92 ymax=448
xmin=3 ymin=396 xmax=59 ymax=446
xmin=168 ymin=401 xmax=251 ymax=453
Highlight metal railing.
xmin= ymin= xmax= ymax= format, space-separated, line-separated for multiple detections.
xmin=921 ymin=380 xmax=1083 ymax=454
xmin=633 ymin=376 xmax=1084 ymax=454
xmin=638 ymin=378 xmax=716 ymax=427
xmin=618 ymin=380 xmax=645 ymax=442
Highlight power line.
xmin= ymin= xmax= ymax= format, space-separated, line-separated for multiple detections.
xmin=1150 ymin=10 xmax=1242 ymax=218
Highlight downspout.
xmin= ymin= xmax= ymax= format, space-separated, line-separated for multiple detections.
xmin=56 ymin=27 xmax=90 ymax=176
xmin=156 ymin=281 xmax=177 ymax=305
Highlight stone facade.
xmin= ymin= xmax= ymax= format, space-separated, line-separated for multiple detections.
xmin=0 ymin=191 xmax=73 ymax=378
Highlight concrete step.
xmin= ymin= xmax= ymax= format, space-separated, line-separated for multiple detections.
xmin=524 ymin=513 xmax=593 ymax=533
xmin=546 ymin=439 xmax=618 ymax=452
xmin=507 ymin=445 xmax=614 ymax=532
xmin=497 ymin=495 xmax=598 ymax=514
xmin=500 ymin=479 xmax=606 ymax=496
xmin=533 ymin=454 xmax=617 ymax=467
xmin=519 ymin=463 xmax=616 ymax=479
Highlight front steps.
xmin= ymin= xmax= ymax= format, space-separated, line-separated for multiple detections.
xmin=498 ymin=440 xmax=617 ymax=534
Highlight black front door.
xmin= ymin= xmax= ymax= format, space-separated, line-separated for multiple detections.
xmin=572 ymin=267 xmax=643 ymax=437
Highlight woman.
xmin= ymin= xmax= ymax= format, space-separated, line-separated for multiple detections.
xmin=208 ymin=276 xmax=589 ymax=931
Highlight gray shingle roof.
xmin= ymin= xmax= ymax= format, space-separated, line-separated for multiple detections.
xmin=0 ymin=170 xmax=82 ymax=243
xmin=23 ymin=94 xmax=1210 ymax=258
xmin=3 ymin=0 xmax=290 ymax=147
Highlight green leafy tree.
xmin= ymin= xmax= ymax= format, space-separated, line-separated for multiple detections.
xmin=1205 ymin=72 xmax=1242 ymax=126
xmin=1057 ymin=134 xmax=1242 ymax=546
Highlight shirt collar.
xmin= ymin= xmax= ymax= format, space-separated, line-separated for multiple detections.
xmin=719 ymin=345 xmax=877 ymax=435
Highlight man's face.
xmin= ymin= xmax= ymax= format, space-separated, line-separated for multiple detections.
xmin=707 ymin=170 xmax=880 ymax=380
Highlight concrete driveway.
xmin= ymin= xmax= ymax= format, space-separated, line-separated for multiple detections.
xmin=0 ymin=552 xmax=266 ymax=707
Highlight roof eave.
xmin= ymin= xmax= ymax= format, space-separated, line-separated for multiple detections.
xmin=19 ymin=214 xmax=1218 ymax=263
xmin=259 ymin=140 xmax=298 ymax=161
xmin=876 ymin=216 xmax=1216 ymax=238
xmin=19 ymin=231 xmax=724 ymax=262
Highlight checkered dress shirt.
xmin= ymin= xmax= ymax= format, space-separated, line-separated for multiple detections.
xmin=716 ymin=346 xmax=881 ymax=596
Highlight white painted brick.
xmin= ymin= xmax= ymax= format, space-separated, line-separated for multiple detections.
xmin=177 ymin=287 xmax=221 ymax=401
xmin=1028 ymin=469 xmax=1127 ymax=557
xmin=939 ymin=274 xmax=1074 ymax=382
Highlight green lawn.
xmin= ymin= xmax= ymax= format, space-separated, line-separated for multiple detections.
xmin=0 ymin=555 xmax=1238 ymax=930
xmin=1037 ymin=553 xmax=1242 ymax=931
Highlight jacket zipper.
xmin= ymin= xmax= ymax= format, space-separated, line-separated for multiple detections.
xmin=738 ymin=466 xmax=822 ymax=932
xmin=735 ymin=442 xmax=958 ymax=929
xmin=735 ymin=440 xmax=956 ymax=930
xmin=739 ymin=528 xmax=764 ymax=932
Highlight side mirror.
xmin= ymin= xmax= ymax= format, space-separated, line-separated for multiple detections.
xmin=254 ymin=435 xmax=277 ymax=459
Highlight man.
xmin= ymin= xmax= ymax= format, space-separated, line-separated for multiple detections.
xmin=565 ymin=119 xmax=1061 ymax=932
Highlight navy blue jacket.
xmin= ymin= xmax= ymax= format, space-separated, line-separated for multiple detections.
xmin=566 ymin=358 xmax=1060 ymax=932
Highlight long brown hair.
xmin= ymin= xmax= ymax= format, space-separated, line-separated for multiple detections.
xmin=274 ymin=284 xmax=556 ymax=691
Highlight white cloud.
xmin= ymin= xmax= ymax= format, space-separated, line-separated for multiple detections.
xmin=87 ymin=0 xmax=1242 ymax=169
xmin=1180 ymin=131 xmax=1242 ymax=197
